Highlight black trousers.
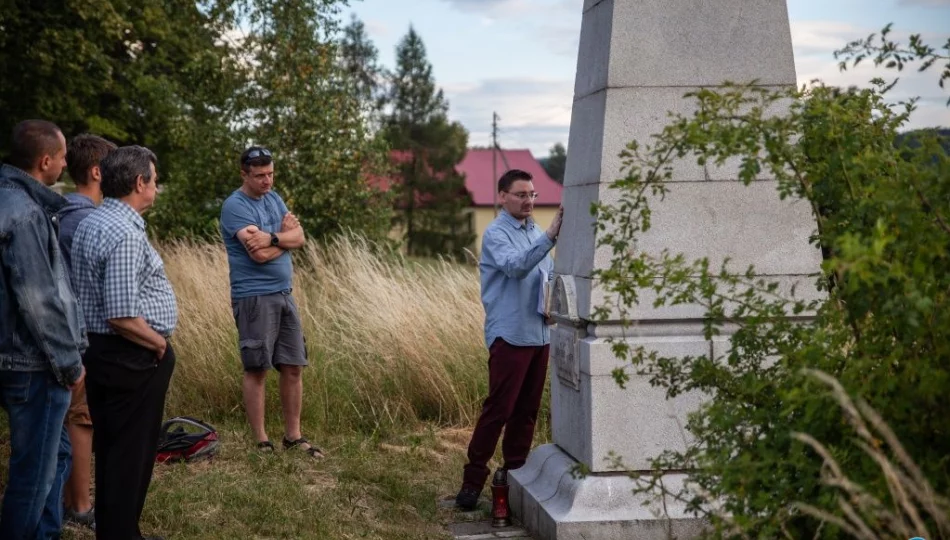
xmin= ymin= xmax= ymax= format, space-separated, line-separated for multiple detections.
xmin=84 ymin=333 xmax=175 ymax=540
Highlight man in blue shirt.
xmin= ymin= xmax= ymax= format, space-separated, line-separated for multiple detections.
xmin=0 ymin=119 xmax=86 ymax=540
xmin=220 ymin=146 xmax=322 ymax=458
xmin=71 ymin=145 xmax=177 ymax=540
xmin=456 ymin=169 xmax=563 ymax=510
xmin=58 ymin=133 xmax=116 ymax=531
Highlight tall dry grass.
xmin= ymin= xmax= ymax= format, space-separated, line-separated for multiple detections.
xmin=792 ymin=370 xmax=950 ymax=540
xmin=159 ymin=236 xmax=488 ymax=434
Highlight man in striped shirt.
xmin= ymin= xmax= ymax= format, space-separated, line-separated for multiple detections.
xmin=70 ymin=146 xmax=177 ymax=540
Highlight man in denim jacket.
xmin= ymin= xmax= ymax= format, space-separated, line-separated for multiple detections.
xmin=0 ymin=120 xmax=86 ymax=539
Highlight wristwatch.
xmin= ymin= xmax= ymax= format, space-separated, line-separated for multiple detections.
xmin=270 ymin=233 xmax=280 ymax=247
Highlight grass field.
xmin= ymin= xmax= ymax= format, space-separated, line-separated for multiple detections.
xmin=61 ymin=422 xmax=478 ymax=539
xmin=1 ymin=237 xmax=552 ymax=539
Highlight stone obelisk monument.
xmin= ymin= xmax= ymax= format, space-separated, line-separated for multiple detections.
xmin=509 ymin=1 xmax=820 ymax=538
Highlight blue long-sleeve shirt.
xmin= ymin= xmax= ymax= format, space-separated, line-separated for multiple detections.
xmin=480 ymin=210 xmax=555 ymax=349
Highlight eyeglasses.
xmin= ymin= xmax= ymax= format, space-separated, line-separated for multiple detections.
xmin=242 ymin=148 xmax=272 ymax=165
xmin=505 ymin=191 xmax=539 ymax=201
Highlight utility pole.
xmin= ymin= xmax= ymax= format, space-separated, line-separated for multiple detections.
xmin=492 ymin=111 xmax=499 ymax=217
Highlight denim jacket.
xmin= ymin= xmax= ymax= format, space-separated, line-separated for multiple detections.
xmin=0 ymin=164 xmax=85 ymax=386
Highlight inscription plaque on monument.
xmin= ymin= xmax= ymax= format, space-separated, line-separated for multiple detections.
xmin=551 ymin=327 xmax=579 ymax=391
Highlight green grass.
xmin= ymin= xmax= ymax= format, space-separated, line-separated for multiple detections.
xmin=5 ymin=231 xmax=933 ymax=539
xmin=2 ymin=401 xmax=552 ymax=540
xmin=0 ymin=238 xmax=553 ymax=539
xmin=46 ymin=418 xmax=470 ymax=539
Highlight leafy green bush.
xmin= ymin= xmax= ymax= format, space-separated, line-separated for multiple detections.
xmin=593 ymin=27 xmax=949 ymax=537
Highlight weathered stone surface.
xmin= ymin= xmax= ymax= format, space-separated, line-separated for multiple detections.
xmin=550 ymin=184 xmax=599 ymax=279
xmin=553 ymin=336 xmax=708 ymax=472
xmin=564 ymin=87 xmax=709 ymax=187
xmin=573 ymin=0 xmax=612 ymax=100
xmin=496 ymin=531 xmax=533 ymax=538
xmin=607 ymin=0 xmax=796 ymax=88
xmin=582 ymin=0 xmax=608 ymax=14
xmin=562 ymin=92 xmax=606 ymax=188
xmin=510 ymin=445 xmax=708 ymax=539
xmin=564 ymin=272 xmax=820 ymax=324
xmin=558 ymin=179 xmax=822 ymax=279
xmin=517 ymin=0 xmax=812 ymax=538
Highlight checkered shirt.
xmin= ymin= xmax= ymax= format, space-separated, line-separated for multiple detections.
xmin=70 ymin=198 xmax=178 ymax=336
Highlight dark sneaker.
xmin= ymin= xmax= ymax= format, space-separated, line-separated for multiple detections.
xmin=455 ymin=487 xmax=480 ymax=511
xmin=65 ymin=507 xmax=95 ymax=530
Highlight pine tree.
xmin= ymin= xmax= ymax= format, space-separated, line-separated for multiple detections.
xmin=241 ymin=0 xmax=393 ymax=243
xmin=385 ymin=27 xmax=473 ymax=260
xmin=542 ymin=142 xmax=567 ymax=184
xmin=340 ymin=14 xmax=388 ymax=125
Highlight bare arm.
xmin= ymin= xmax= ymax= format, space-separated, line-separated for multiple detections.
xmin=237 ymin=226 xmax=285 ymax=263
xmin=274 ymin=223 xmax=305 ymax=249
xmin=108 ymin=317 xmax=167 ymax=359
xmin=238 ymin=212 xmax=305 ymax=262
xmin=273 ymin=211 xmax=305 ymax=250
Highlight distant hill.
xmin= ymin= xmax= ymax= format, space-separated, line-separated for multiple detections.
xmin=895 ymin=128 xmax=950 ymax=154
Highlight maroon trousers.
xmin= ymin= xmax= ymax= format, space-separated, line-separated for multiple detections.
xmin=462 ymin=338 xmax=550 ymax=491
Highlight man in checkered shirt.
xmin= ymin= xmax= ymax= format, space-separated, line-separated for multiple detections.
xmin=70 ymin=145 xmax=176 ymax=540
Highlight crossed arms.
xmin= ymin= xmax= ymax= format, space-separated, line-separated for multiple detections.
xmin=237 ymin=211 xmax=306 ymax=263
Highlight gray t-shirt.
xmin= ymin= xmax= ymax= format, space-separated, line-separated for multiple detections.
xmin=220 ymin=189 xmax=292 ymax=299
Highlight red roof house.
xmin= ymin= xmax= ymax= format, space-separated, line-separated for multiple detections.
xmin=457 ymin=148 xmax=563 ymax=207
xmin=368 ymin=147 xmax=563 ymax=255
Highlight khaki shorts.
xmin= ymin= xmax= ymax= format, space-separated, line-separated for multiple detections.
xmin=66 ymin=378 xmax=92 ymax=427
xmin=232 ymin=291 xmax=308 ymax=372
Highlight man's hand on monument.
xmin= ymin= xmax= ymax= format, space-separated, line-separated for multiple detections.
xmin=245 ymin=230 xmax=272 ymax=253
xmin=546 ymin=205 xmax=564 ymax=241
xmin=281 ymin=212 xmax=300 ymax=231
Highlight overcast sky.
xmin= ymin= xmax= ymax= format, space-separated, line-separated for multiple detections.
xmin=345 ymin=0 xmax=950 ymax=157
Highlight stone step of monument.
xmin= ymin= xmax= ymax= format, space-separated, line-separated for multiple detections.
xmin=447 ymin=521 xmax=532 ymax=540
xmin=438 ymin=496 xmax=534 ymax=539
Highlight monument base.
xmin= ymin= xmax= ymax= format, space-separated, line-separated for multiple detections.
xmin=509 ymin=444 xmax=707 ymax=540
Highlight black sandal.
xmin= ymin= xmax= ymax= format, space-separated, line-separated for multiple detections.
xmin=257 ymin=440 xmax=276 ymax=452
xmin=282 ymin=436 xmax=325 ymax=459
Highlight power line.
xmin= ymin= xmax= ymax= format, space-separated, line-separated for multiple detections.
xmin=491 ymin=111 xmax=516 ymax=218
xmin=492 ymin=112 xmax=499 ymax=217
xmin=495 ymin=141 xmax=512 ymax=171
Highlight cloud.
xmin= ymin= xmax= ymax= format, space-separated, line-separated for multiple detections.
xmin=444 ymin=16 xmax=948 ymax=155
xmin=364 ymin=19 xmax=390 ymax=39
xmin=531 ymin=0 xmax=582 ymax=58
xmin=538 ymin=20 xmax=581 ymax=58
xmin=438 ymin=0 xmax=540 ymax=17
xmin=897 ymin=0 xmax=950 ymax=6
xmin=791 ymin=20 xmax=950 ymax=128
xmin=444 ymin=77 xmax=574 ymax=155
xmin=439 ymin=0 xmax=508 ymax=8
xmin=440 ymin=0 xmax=580 ymax=53
xmin=789 ymin=20 xmax=866 ymax=55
